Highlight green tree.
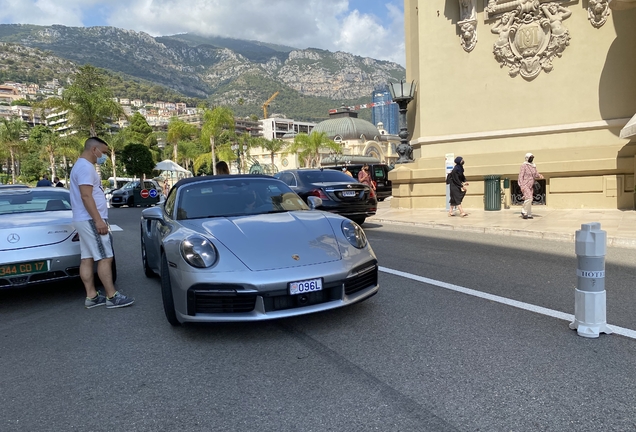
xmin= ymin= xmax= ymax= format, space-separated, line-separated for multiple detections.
xmin=28 ymin=125 xmax=58 ymax=179
xmin=106 ymin=131 xmax=129 ymax=187
xmin=57 ymin=135 xmax=83 ymax=186
xmin=260 ymin=138 xmax=288 ymax=165
xmin=0 ymin=117 xmax=28 ymax=183
xmin=290 ymin=132 xmax=340 ymax=168
xmin=54 ymin=64 xmax=125 ymax=137
xmin=201 ymin=107 xmax=235 ymax=174
xmin=166 ymin=117 xmax=198 ymax=162
xmin=121 ymin=143 xmax=155 ymax=179
xmin=126 ymin=112 xmax=154 ymax=146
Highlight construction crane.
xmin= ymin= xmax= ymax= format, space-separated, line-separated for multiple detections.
xmin=328 ymin=100 xmax=395 ymax=114
xmin=262 ymin=91 xmax=280 ymax=119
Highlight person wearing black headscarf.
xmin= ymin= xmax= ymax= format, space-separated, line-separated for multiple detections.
xmin=448 ymin=156 xmax=469 ymax=217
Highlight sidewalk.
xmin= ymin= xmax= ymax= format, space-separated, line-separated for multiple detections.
xmin=369 ymin=201 xmax=636 ymax=249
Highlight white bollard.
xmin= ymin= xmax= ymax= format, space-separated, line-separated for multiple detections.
xmin=569 ymin=222 xmax=613 ymax=338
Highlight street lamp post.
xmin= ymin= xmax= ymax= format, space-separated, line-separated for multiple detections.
xmin=388 ymin=80 xmax=417 ymax=164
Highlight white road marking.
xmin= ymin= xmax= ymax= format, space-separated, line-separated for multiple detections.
xmin=110 ymin=225 xmax=123 ymax=232
xmin=379 ymin=266 xmax=636 ymax=340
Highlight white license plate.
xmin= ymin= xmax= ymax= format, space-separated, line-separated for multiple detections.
xmin=289 ymin=278 xmax=323 ymax=295
xmin=342 ymin=191 xmax=357 ymax=197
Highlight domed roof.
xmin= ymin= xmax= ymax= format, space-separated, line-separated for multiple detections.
xmin=313 ymin=116 xmax=380 ymax=142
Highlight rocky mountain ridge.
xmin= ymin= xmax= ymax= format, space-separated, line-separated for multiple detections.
xmin=0 ymin=24 xmax=405 ymax=121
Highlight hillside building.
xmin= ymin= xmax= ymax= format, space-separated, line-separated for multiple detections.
xmin=259 ymin=117 xmax=316 ymax=141
xmin=391 ymin=0 xmax=636 ymax=210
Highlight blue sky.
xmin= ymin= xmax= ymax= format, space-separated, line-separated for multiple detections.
xmin=0 ymin=0 xmax=405 ymax=66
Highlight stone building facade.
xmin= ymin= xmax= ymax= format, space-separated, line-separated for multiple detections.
xmin=391 ymin=0 xmax=636 ymax=209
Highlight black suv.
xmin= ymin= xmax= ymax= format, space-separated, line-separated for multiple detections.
xmin=326 ymin=164 xmax=392 ymax=201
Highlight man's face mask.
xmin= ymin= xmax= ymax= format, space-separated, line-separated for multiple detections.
xmin=96 ymin=149 xmax=108 ymax=165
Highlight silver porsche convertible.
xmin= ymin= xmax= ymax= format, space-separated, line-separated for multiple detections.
xmin=140 ymin=175 xmax=379 ymax=326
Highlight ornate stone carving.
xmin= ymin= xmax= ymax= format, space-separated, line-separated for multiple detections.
xmin=458 ymin=0 xmax=478 ymax=52
xmin=588 ymin=0 xmax=610 ymax=28
xmin=486 ymin=1 xmax=572 ymax=80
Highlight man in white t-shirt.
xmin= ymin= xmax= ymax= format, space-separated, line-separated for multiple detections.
xmin=70 ymin=137 xmax=134 ymax=309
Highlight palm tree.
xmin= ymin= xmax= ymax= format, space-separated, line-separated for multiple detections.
xmin=57 ymin=135 xmax=82 ymax=187
xmin=167 ymin=118 xmax=198 ymax=162
xmin=260 ymin=138 xmax=288 ymax=166
xmin=28 ymin=125 xmax=58 ymax=180
xmin=0 ymin=117 xmax=28 ymax=184
xmin=44 ymin=65 xmax=125 ymax=138
xmin=201 ymin=107 xmax=235 ymax=174
xmin=290 ymin=132 xmax=340 ymax=168
xmin=107 ymin=131 xmax=128 ymax=188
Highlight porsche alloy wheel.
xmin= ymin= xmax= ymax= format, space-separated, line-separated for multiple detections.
xmin=161 ymin=252 xmax=180 ymax=326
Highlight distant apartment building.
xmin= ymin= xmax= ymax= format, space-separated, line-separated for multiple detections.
xmin=259 ymin=117 xmax=316 ymax=141
xmin=0 ymin=85 xmax=22 ymax=104
xmin=119 ymin=98 xmax=130 ymax=105
xmin=0 ymin=105 xmax=43 ymax=124
xmin=45 ymin=109 xmax=73 ymax=136
xmin=131 ymin=99 xmax=144 ymax=107
xmin=235 ymin=118 xmax=263 ymax=138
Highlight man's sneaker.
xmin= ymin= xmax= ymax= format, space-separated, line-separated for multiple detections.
xmin=106 ymin=291 xmax=135 ymax=309
xmin=85 ymin=292 xmax=107 ymax=309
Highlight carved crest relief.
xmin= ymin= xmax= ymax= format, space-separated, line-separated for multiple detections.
xmin=588 ymin=0 xmax=610 ymax=28
xmin=486 ymin=0 xmax=573 ymax=80
xmin=458 ymin=0 xmax=478 ymax=52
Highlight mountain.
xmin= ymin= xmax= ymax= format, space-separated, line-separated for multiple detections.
xmin=0 ymin=24 xmax=406 ymax=122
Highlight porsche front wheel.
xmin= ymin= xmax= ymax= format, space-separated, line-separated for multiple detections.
xmin=160 ymin=252 xmax=180 ymax=326
xmin=141 ymin=234 xmax=155 ymax=278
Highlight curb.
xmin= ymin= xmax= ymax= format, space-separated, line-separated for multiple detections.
xmin=369 ymin=218 xmax=636 ymax=250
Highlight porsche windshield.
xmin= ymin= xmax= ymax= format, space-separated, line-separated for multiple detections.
xmin=176 ymin=178 xmax=308 ymax=220
xmin=0 ymin=190 xmax=72 ymax=215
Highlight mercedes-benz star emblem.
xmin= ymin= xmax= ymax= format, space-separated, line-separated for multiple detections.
xmin=7 ymin=233 xmax=20 ymax=243
xmin=292 ymin=255 xmax=300 ymax=261
xmin=347 ymin=184 xmax=352 ymax=189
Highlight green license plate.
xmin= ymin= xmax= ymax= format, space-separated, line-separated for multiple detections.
xmin=0 ymin=260 xmax=49 ymax=277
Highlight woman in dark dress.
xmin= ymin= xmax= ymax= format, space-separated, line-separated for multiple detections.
xmin=448 ymin=156 xmax=469 ymax=217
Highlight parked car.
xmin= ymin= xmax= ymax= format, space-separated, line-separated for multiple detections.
xmin=325 ymin=163 xmax=393 ymax=201
xmin=275 ymin=169 xmax=377 ymax=225
xmin=110 ymin=179 xmax=161 ymax=208
xmin=0 ymin=184 xmax=29 ymax=189
xmin=0 ymin=188 xmax=78 ymax=287
xmin=140 ymin=175 xmax=379 ymax=326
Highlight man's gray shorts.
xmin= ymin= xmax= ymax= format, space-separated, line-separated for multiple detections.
xmin=73 ymin=220 xmax=114 ymax=261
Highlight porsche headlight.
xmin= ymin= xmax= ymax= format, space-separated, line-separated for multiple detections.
xmin=341 ymin=220 xmax=367 ymax=249
xmin=180 ymin=235 xmax=217 ymax=268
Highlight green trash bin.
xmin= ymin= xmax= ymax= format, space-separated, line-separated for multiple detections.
xmin=484 ymin=175 xmax=501 ymax=211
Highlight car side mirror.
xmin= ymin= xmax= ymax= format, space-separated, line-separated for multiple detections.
xmin=142 ymin=206 xmax=164 ymax=221
xmin=307 ymin=196 xmax=322 ymax=210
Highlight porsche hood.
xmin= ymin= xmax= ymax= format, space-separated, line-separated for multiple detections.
xmin=182 ymin=211 xmax=342 ymax=271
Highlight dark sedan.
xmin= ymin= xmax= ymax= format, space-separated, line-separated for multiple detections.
xmin=275 ymin=169 xmax=376 ymax=225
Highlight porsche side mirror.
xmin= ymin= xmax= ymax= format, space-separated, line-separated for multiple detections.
xmin=307 ymin=196 xmax=322 ymax=210
xmin=142 ymin=206 xmax=164 ymax=221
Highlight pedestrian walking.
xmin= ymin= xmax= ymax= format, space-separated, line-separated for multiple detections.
xmin=36 ymin=174 xmax=52 ymax=187
xmin=447 ymin=156 xmax=469 ymax=217
xmin=357 ymin=164 xmax=375 ymax=189
xmin=342 ymin=167 xmax=353 ymax=177
xmin=70 ymin=137 xmax=134 ymax=309
xmin=518 ymin=152 xmax=544 ymax=219
xmin=53 ymin=177 xmax=64 ymax=188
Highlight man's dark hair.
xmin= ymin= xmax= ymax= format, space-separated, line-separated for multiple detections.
xmin=215 ymin=160 xmax=230 ymax=175
xmin=84 ymin=136 xmax=109 ymax=150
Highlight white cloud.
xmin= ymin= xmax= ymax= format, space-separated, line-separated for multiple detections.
xmin=0 ymin=0 xmax=405 ymax=66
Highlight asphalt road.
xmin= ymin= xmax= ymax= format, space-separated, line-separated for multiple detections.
xmin=1 ymin=205 xmax=636 ymax=432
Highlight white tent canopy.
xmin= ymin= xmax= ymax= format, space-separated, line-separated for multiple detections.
xmin=154 ymin=159 xmax=189 ymax=172
xmin=620 ymin=113 xmax=636 ymax=140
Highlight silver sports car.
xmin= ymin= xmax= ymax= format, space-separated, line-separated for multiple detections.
xmin=141 ymin=175 xmax=379 ymax=326
xmin=0 ymin=187 xmax=81 ymax=287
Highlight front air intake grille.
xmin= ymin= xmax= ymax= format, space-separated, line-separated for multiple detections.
xmin=187 ymin=285 xmax=256 ymax=315
xmin=344 ymin=263 xmax=378 ymax=295
xmin=262 ymin=285 xmax=341 ymax=312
